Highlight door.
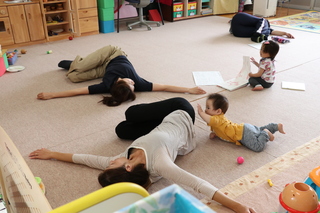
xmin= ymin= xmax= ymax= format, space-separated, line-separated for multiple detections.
xmin=7 ymin=5 xmax=30 ymax=43
xmin=0 ymin=17 xmax=14 ymax=46
xmin=313 ymin=0 xmax=320 ymax=10
xmin=25 ymin=4 xmax=45 ymax=41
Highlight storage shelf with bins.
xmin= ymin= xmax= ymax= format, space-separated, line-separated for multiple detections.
xmin=160 ymin=0 xmax=238 ymax=21
xmin=160 ymin=0 xmax=214 ymax=22
xmin=40 ymin=0 xmax=73 ymax=41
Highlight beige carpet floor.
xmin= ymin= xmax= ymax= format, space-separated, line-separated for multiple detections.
xmin=0 ymin=15 xmax=320 ymax=212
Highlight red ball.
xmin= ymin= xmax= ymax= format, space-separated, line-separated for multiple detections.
xmin=69 ymin=36 xmax=73 ymax=40
xmin=237 ymin=156 xmax=244 ymax=164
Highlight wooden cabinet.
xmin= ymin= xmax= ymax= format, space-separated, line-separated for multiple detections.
xmin=40 ymin=0 xmax=73 ymax=41
xmin=72 ymin=0 xmax=99 ymax=36
xmin=25 ymin=3 xmax=46 ymax=40
xmin=0 ymin=0 xmax=99 ymax=49
xmin=7 ymin=4 xmax=45 ymax=44
xmin=0 ymin=6 xmax=14 ymax=46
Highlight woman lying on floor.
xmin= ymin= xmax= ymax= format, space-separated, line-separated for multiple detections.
xmin=37 ymin=45 xmax=206 ymax=106
xmin=30 ymin=97 xmax=256 ymax=213
xmin=229 ymin=12 xmax=294 ymax=42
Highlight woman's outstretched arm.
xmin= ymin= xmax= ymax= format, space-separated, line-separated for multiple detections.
xmin=271 ymin=30 xmax=294 ymax=38
xmin=37 ymin=87 xmax=89 ymax=100
xmin=152 ymin=83 xmax=206 ymax=94
xmin=29 ymin=148 xmax=74 ymax=162
xmin=212 ymin=191 xmax=256 ymax=213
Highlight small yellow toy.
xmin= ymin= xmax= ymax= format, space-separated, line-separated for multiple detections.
xmin=267 ymin=179 xmax=273 ymax=187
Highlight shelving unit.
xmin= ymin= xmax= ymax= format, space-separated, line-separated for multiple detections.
xmin=161 ymin=0 xmax=213 ymax=21
xmin=160 ymin=0 xmax=238 ymax=21
xmin=40 ymin=0 xmax=73 ymax=41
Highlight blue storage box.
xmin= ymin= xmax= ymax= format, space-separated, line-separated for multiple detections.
xmin=116 ymin=184 xmax=216 ymax=213
xmin=99 ymin=20 xmax=115 ymax=33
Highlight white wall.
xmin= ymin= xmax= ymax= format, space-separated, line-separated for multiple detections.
xmin=281 ymin=0 xmax=320 ymax=11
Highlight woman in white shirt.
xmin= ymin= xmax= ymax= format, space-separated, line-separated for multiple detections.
xmin=29 ymin=97 xmax=256 ymax=213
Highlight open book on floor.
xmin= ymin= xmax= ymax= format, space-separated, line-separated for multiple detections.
xmin=217 ymin=56 xmax=251 ymax=91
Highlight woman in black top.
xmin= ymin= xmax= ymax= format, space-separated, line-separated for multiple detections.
xmin=229 ymin=13 xmax=294 ymax=42
xmin=37 ymin=46 xmax=206 ymax=106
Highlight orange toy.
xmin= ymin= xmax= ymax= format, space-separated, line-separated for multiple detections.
xmin=279 ymin=182 xmax=320 ymax=213
xmin=305 ymin=166 xmax=320 ymax=196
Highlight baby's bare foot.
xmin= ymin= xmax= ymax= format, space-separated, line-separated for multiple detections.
xmin=278 ymin=123 xmax=286 ymax=134
xmin=264 ymin=129 xmax=274 ymax=141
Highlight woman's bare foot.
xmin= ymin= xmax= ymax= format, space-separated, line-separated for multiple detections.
xmin=264 ymin=129 xmax=274 ymax=141
xmin=278 ymin=123 xmax=286 ymax=134
xmin=209 ymin=132 xmax=216 ymax=139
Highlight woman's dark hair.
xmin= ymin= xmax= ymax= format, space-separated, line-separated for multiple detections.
xmin=98 ymin=164 xmax=149 ymax=188
xmin=99 ymin=80 xmax=136 ymax=106
xmin=262 ymin=40 xmax=279 ymax=60
xmin=207 ymin=93 xmax=229 ymax=114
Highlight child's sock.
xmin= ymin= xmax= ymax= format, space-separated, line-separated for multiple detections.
xmin=58 ymin=60 xmax=72 ymax=70
xmin=252 ymin=84 xmax=264 ymax=91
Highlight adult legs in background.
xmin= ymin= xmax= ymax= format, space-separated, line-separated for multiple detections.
xmin=230 ymin=12 xmax=263 ymax=37
xmin=115 ymin=97 xmax=195 ymax=140
xmin=66 ymin=45 xmax=127 ymax=83
xmin=58 ymin=60 xmax=72 ymax=70
xmin=238 ymin=0 xmax=245 ymax=12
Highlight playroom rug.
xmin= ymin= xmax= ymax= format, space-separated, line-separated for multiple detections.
xmin=269 ymin=11 xmax=320 ymax=34
xmin=203 ymin=135 xmax=320 ymax=212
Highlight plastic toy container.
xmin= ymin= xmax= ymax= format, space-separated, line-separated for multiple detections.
xmin=116 ymin=184 xmax=216 ymax=213
xmin=0 ymin=57 xmax=6 ymax=77
xmin=188 ymin=9 xmax=196 ymax=16
xmin=98 ymin=7 xmax=114 ymax=21
xmin=99 ymin=20 xmax=115 ymax=33
xmin=7 ymin=52 xmax=18 ymax=65
xmin=173 ymin=2 xmax=183 ymax=11
xmin=173 ymin=11 xmax=183 ymax=18
xmin=188 ymin=1 xmax=197 ymax=10
xmin=97 ymin=0 xmax=114 ymax=8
